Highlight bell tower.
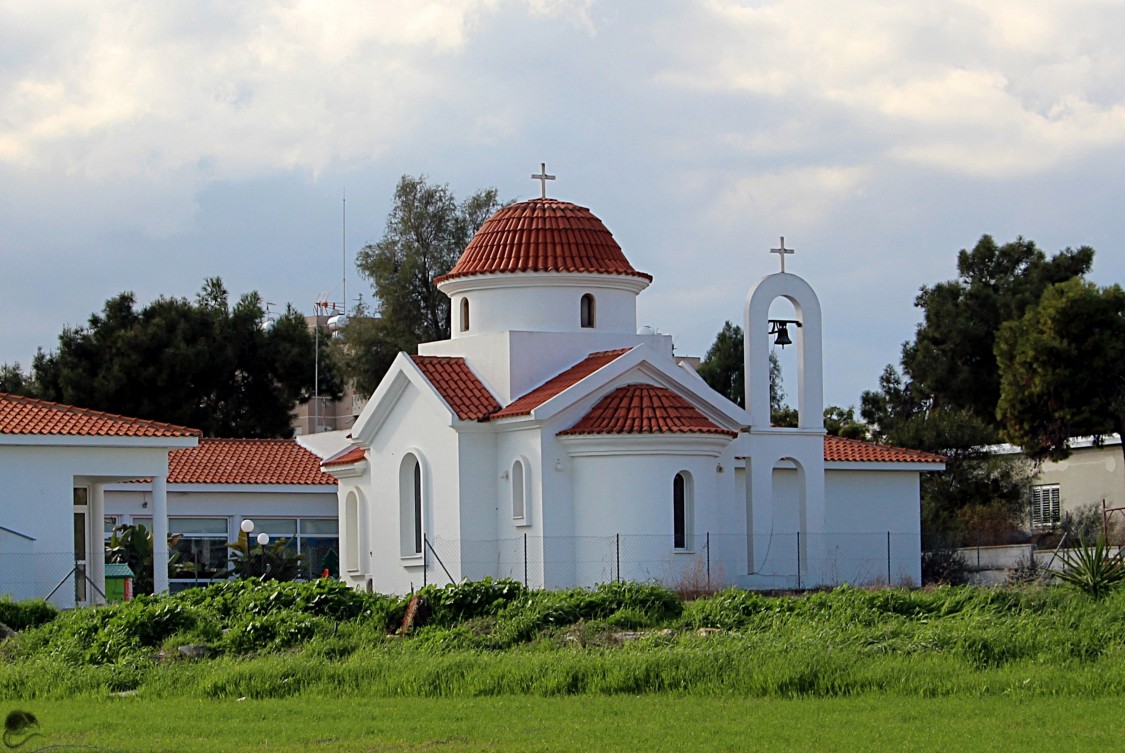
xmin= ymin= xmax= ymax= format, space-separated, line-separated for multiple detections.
xmin=742 ymin=238 xmax=828 ymax=587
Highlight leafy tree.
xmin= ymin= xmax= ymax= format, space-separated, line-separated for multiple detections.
xmin=697 ymin=321 xmax=744 ymax=406
xmin=823 ymin=405 xmax=868 ymax=439
xmin=901 ymin=235 xmax=1093 ymax=429
xmin=996 ymin=279 xmax=1125 ymax=486
xmin=333 ymin=297 xmax=400 ymax=398
xmin=696 ymin=320 xmax=785 ymax=413
xmin=0 ymin=363 xmax=34 ymax=396
xmin=345 ymin=175 xmax=501 ymax=393
xmin=859 ymin=235 xmax=1093 ymax=542
xmin=30 ymin=278 xmax=330 ymax=437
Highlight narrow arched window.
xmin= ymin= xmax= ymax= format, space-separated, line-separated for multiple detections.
xmin=400 ymin=454 xmax=425 ymax=556
xmin=460 ymin=297 xmax=470 ymax=332
xmin=580 ymin=294 xmax=596 ymax=328
xmin=413 ymin=462 xmax=422 ymax=553
xmin=344 ymin=490 xmax=360 ymax=572
xmin=673 ymin=472 xmax=692 ymax=550
xmin=512 ymin=459 xmax=525 ymax=520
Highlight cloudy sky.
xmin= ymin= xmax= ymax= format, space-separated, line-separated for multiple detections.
xmin=3 ymin=0 xmax=1124 ymax=408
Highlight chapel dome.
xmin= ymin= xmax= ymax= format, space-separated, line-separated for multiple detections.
xmin=435 ymin=198 xmax=652 ymax=284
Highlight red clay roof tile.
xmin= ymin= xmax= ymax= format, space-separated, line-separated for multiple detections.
xmin=0 ymin=392 xmax=201 ymax=438
xmin=411 ymin=356 xmax=501 ymax=421
xmin=168 ymin=438 xmax=336 ymax=484
xmin=823 ymin=435 xmax=945 ymax=463
xmin=558 ymin=384 xmax=737 ymax=438
xmin=322 ymin=444 xmax=367 ymax=468
xmin=435 ymin=199 xmax=651 ymax=284
xmin=492 ymin=349 xmax=632 ymax=419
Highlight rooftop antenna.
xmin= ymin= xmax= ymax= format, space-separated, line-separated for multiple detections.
xmin=342 ymin=188 xmax=347 ymax=311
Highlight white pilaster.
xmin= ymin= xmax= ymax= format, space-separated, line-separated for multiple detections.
xmin=90 ymin=483 xmax=106 ymax=604
xmin=152 ymin=475 xmax=169 ymax=594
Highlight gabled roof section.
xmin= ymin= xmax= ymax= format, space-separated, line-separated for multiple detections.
xmin=435 ymin=198 xmax=651 ymax=284
xmin=493 ymin=348 xmax=633 ymax=420
xmin=558 ymin=384 xmax=737 ymax=438
xmin=0 ymin=392 xmax=201 ymax=438
xmin=411 ymin=356 xmax=501 ymax=421
xmin=322 ymin=444 xmax=367 ymax=468
xmin=168 ymin=438 xmax=335 ymax=485
xmin=823 ymin=435 xmax=945 ymax=464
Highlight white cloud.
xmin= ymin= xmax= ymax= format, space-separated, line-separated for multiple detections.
xmin=706 ymin=165 xmax=872 ymax=230
xmin=653 ymin=0 xmax=1125 ymax=179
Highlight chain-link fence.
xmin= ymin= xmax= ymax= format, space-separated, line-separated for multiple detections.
xmin=0 ymin=551 xmax=100 ymax=608
xmin=421 ymin=532 xmax=921 ymax=591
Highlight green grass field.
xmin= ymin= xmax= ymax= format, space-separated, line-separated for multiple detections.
xmin=5 ymin=579 xmax=1125 ymax=750
xmin=9 ymin=695 xmax=1121 ymax=753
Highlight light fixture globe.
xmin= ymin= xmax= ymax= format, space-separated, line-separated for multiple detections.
xmin=256 ymin=532 xmax=270 ymax=546
xmin=240 ymin=519 xmax=255 ymax=534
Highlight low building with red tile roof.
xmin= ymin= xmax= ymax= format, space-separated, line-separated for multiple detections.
xmin=1 ymin=393 xmax=199 ymax=605
xmin=323 ymin=177 xmax=944 ymax=595
xmin=101 ymin=438 xmax=340 ymax=590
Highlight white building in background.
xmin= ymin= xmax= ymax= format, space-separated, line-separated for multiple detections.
xmin=323 ymin=189 xmax=945 ymax=594
xmin=994 ymin=436 xmax=1125 ymax=530
xmin=104 ymin=438 xmax=340 ymax=589
xmin=0 ymin=394 xmax=199 ymax=606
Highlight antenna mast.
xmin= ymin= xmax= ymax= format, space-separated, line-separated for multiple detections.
xmin=342 ymin=188 xmax=347 ymax=309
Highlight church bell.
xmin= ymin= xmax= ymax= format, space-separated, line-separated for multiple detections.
xmin=772 ymin=322 xmax=792 ymax=348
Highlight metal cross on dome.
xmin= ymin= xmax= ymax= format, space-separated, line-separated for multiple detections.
xmin=531 ymin=162 xmax=556 ymax=198
xmin=770 ymin=236 xmax=795 ymax=273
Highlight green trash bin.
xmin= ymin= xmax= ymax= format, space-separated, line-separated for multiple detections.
xmin=105 ymin=563 xmax=135 ymax=602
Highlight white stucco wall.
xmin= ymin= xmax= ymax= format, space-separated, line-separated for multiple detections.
xmin=0 ymin=443 xmax=178 ymax=605
xmin=342 ymin=382 xmax=462 ymax=594
xmin=1034 ymin=442 xmax=1125 ymax=515
xmin=824 ymin=468 xmax=922 ymax=586
xmin=438 ymin=272 xmax=648 ymax=339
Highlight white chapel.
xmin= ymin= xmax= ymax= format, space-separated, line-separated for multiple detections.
xmin=323 ymin=181 xmax=943 ymax=593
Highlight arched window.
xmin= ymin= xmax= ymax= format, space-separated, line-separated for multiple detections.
xmin=459 ymin=297 xmax=470 ymax=332
xmin=512 ymin=459 xmax=526 ymax=520
xmin=673 ymin=471 xmax=693 ymax=550
xmin=344 ymin=490 xmax=360 ymax=572
xmin=399 ymin=454 xmax=424 ymax=556
xmin=580 ymin=294 xmax=596 ymax=328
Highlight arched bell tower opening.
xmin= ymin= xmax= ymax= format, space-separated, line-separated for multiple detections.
xmin=744 ymin=274 xmax=823 ymax=430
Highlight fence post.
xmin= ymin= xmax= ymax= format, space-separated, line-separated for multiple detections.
xmin=887 ymin=531 xmax=892 ymax=585
xmin=796 ymin=531 xmax=802 ymax=590
xmin=523 ymin=532 xmax=528 ymax=588
xmin=422 ymin=533 xmax=428 ymax=588
xmin=616 ymin=533 xmax=621 ymax=583
xmin=706 ymin=532 xmax=711 ymax=591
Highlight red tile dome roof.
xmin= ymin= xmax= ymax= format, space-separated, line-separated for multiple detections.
xmin=435 ymin=198 xmax=651 ymax=284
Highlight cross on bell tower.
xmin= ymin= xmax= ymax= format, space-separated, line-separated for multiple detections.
xmin=770 ymin=236 xmax=795 ymax=273
xmin=531 ymin=162 xmax=556 ymax=199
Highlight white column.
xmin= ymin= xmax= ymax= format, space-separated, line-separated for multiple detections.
xmin=90 ymin=483 xmax=106 ymax=604
xmin=152 ymin=475 xmax=169 ymax=594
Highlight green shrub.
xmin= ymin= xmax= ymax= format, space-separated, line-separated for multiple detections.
xmin=416 ymin=578 xmax=525 ymax=626
xmin=222 ymin=612 xmax=331 ymax=655
xmin=0 ymin=598 xmax=57 ymax=632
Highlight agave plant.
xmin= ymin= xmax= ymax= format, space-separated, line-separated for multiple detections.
xmin=1050 ymin=536 xmax=1125 ymax=599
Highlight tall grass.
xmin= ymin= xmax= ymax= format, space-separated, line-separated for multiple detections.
xmin=3 ymin=579 xmax=1125 ymax=700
